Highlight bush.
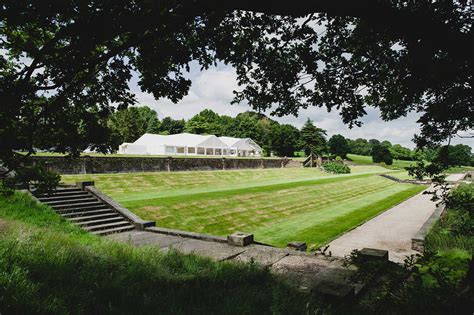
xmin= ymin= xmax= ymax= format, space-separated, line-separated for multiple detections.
xmin=447 ymin=183 xmax=474 ymax=214
xmin=346 ymin=249 xmax=472 ymax=314
xmin=3 ymin=164 xmax=60 ymax=194
xmin=322 ymin=161 xmax=351 ymax=174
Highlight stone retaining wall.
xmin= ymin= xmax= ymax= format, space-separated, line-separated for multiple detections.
xmin=411 ymin=204 xmax=446 ymax=253
xmin=380 ymin=173 xmax=431 ymax=185
xmin=30 ymin=156 xmax=290 ymax=174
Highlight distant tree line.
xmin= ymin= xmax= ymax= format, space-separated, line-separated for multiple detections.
xmin=108 ymin=106 xmax=473 ymax=166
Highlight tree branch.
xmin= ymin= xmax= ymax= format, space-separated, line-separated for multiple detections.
xmin=190 ymin=0 xmax=471 ymax=59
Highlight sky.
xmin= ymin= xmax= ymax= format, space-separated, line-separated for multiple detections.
xmin=129 ymin=64 xmax=473 ymax=150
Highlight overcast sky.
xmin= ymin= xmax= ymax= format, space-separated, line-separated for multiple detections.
xmin=129 ymin=64 xmax=473 ymax=150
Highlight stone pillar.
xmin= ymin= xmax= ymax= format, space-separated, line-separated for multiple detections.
xmin=81 ymin=157 xmax=87 ymax=174
xmin=227 ymin=232 xmax=254 ymax=247
xmin=76 ymin=181 xmax=94 ymax=190
xmin=166 ymin=157 xmax=172 ymax=172
xmin=222 ymin=157 xmax=226 ymax=170
xmin=359 ymin=248 xmax=389 ymax=261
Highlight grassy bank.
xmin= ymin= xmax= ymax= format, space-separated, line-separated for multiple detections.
xmin=425 ymin=183 xmax=474 ymax=254
xmin=62 ymin=167 xmax=424 ymax=248
xmin=0 ymin=193 xmax=320 ymax=314
xmin=347 ymin=153 xmax=417 ymax=169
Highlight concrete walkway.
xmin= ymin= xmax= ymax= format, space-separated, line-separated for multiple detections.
xmin=328 ymin=173 xmax=465 ymax=263
xmin=446 ymin=173 xmax=466 ymax=182
xmin=107 ymin=230 xmax=363 ymax=297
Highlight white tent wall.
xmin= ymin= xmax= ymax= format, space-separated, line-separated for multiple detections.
xmin=117 ymin=133 xmax=262 ymax=157
xmin=118 ymin=143 xmax=149 ymax=155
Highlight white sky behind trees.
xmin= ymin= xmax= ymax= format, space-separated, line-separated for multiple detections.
xmin=129 ymin=64 xmax=473 ymax=149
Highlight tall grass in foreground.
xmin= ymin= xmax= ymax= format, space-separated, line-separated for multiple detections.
xmin=0 ymin=193 xmax=323 ymax=314
xmin=425 ymin=225 xmax=474 ymax=253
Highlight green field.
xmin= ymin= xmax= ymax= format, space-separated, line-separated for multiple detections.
xmin=347 ymin=153 xmax=418 ymax=169
xmin=62 ymin=166 xmax=426 ymax=247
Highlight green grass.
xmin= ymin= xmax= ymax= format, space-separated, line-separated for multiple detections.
xmin=0 ymin=192 xmax=321 ymax=314
xmin=347 ymin=153 xmax=419 ymax=170
xmin=347 ymin=154 xmax=374 ymax=165
xmin=62 ymin=166 xmax=425 ymax=248
xmin=445 ymin=165 xmax=474 ymax=174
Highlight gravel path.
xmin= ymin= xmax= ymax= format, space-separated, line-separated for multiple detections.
xmin=328 ymin=173 xmax=465 ymax=263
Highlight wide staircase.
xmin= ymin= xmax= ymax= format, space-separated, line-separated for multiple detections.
xmin=35 ymin=187 xmax=135 ymax=235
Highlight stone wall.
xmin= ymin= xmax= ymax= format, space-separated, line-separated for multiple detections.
xmin=30 ymin=156 xmax=290 ymax=174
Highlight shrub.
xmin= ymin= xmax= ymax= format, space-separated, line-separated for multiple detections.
xmin=447 ymin=183 xmax=474 ymax=213
xmin=3 ymin=164 xmax=60 ymax=194
xmin=346 ymin=249 xmax=472 ymax=314
xmin=322 ymin=161 xmax=351 ymax=174
xmin=371 ymin=144 xmax=393 ymax=165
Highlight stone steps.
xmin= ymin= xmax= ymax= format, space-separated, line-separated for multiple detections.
xmin=91 ymin=225 xmax=135 ymax=235
xmin=67 ymin=212 xmax=120 ymax=222
xmin=61 ymin=209 xmax=115 ymax=218
xmin=37 ymin=193 xmax=90 ymax=202
xmin=35 ymin=188 xmax=135 ymax=236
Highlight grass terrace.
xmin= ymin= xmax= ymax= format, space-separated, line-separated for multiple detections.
xmin=0 ymin=192 xmax=318 ymax=313
xmin=62 ymin=166 xmax=426 ymax=248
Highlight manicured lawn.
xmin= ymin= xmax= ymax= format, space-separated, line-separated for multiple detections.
xmin=347 ymin=154 xmax=374 ymax=165
xmin=62 ymin=166 xmax=425 ymax=247
xmin=347 ymin=153 xmax=418 ymax=170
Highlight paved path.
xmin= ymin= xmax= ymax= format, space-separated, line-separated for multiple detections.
xmin=328 ymin=173 xmax=465 ymax=263
xmin=107 ymin=230 xmax=363 ymax=297
xmin=445 ymin=173 xmax=466 ymax=182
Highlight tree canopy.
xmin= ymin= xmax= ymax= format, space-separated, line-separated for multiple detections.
xmin=0 ymin=1 xmax=472 ymax=180
xmin=108 ymin=106 xmax=160 ymax=144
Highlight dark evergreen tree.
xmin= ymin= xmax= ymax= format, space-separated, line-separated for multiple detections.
xmin=299 ymin=119 xmax=327 ymax=156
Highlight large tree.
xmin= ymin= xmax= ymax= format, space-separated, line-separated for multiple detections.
xmin=108 ymin=106 xmax=160 ymax=145
xmin=269 ymin=124 xmax=300 ymax=157
xmin=158 ymin=117 xmax=185 ymax=135
xmin=347 ymin=138 xmax=372 ymax=156
xmin=184 ymin=109 xmax=222 ymax=135
xmin=0 ymin=1 xmax=471 ymax=180
xmin=299 ymin=119 xmax=327 ymax=156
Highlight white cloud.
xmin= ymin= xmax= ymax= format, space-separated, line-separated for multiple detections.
xmin=130 ymin=65 xmax=473 ymax=149
xmin=132 ymin=67 xmax=249 ymax=119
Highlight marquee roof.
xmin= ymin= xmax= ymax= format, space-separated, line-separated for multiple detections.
xmin=134 ymin=133 xmax=228 ymax=148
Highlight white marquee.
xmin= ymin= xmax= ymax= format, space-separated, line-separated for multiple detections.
xmin=118 ymin=133 xmax=262 ymax=157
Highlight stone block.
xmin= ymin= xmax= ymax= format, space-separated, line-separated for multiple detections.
xmin=287 ymin=241 xmax=307 ymax=252
xmin=76 ymin=181 xmax=94 ymax=190
xmin=234 ymin=245 xmax=288 ymax=266
xmin=312 ymin=280 xmax=355 ymax=300
xmin=359 ymin=248 xmax=389 ymax=261
xmin=227 ymin=232 xmax=254 ymax=247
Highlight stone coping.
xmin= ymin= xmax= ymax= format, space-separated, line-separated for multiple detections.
xmin=380 ymin=173 xmax=431 ymax=185
xmin=411 ymin=203 xmax=446 ymax=252
xmin=146 ymin=226 xmax=227 ymax=243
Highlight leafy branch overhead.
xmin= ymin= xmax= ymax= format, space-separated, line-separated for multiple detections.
xmin=0 ymin=1 xmax=472 ymax=173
